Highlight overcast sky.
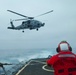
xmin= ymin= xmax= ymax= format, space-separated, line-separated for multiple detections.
xmin=0 ymin=0 xmax=76 ymax=50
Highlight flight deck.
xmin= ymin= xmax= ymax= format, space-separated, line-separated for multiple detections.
xmin=15 ymin=58 xmax=54 ymax=75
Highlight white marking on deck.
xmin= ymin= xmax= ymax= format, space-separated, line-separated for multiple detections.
xmin=16 ymin=60 xmax=32 ymax=75
xmin=42 ymin=65 xmax=54 ymax=72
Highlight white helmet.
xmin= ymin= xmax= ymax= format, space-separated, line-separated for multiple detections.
xmin=56 ymin=41 xmax=72 ymax=53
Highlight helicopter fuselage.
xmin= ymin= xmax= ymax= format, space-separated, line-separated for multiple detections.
xmin=8 ymin=20 xmax=45 ymax=31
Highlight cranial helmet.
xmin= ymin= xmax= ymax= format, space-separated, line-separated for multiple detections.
xmin=56 ymin=41 xmax=72 ymax=53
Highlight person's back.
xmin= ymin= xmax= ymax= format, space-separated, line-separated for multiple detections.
xmin=47 ymin=41 xmax=76 ymax=75
xmin=53 ymin=51 xmax=76 ymax=75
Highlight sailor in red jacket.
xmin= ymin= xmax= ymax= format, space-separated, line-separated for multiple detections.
xmin=47 ymin=41 xmax=76 ymax=75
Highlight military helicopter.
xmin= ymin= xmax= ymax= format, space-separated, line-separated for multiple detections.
xmin=7 ymin=10 xmax=53 ymax=32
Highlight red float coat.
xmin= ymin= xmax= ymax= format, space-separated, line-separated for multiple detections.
xmin=47 ymin=51 xmax=76 ymax=75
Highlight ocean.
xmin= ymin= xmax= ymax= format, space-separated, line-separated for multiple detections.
xmin=0 ymin=48 xmax=56 ymax=74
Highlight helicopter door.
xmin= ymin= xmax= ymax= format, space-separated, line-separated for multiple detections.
xmin=27 ymin=20 xmax=31 ymax=27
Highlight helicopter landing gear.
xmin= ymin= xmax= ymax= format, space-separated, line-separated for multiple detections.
xmin=22 ymin=30 xmax=24 ymax=33
xmin=36 ymin=29 xmax=38 ymax=31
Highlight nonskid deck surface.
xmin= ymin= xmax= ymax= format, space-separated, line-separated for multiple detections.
xmin=16 ymin=58 xmax=54 ymax=75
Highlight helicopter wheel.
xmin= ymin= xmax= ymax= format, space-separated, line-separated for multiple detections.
xmin=36 ymin=29 xmax=38 ymax=31
xmin=22 ymin=30 xmax=24 ymax=33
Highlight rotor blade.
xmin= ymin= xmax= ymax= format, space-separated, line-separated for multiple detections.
xmin=7 ymin=10 xmax=28 ymax=18
xmin=0 ymin=63 xmax=13 ymax=65
xmin=13 ymin=18 xmax=28 ymax=21
xmin=35 ymin=10 xmax=53 ymax=17
xmin=3 ymin=63 xmax=13 ymax=65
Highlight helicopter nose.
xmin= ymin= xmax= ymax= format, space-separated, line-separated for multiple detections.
xmin=42 ymin=23 xmax=45 ymax=26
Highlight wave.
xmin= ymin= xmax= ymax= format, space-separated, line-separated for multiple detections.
xmin=0 ymin=48 xmax=55 ymax=62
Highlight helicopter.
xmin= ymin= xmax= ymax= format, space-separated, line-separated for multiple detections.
xmin=7 ymin=10 xmax=53 ymax=32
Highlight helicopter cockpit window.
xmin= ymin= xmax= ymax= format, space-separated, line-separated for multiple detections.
xmin=27 ymin=20 xmax=30 ymax=24
xmin=22 ymin=21 xmax=25 ymax=24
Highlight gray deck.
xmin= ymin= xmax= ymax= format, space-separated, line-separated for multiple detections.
xmin=16 ymin=58 xmax=54 ymax=75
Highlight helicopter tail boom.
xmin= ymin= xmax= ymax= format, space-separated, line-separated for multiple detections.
xmin=8 ymin=21 xmax=15 ymax=29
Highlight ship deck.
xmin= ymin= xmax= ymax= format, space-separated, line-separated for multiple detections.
xmin=15 ymin=58 xmax=54 ymax=75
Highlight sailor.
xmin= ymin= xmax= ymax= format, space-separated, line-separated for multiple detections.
xmin=47 ymin=41 xmax=76 ymax=75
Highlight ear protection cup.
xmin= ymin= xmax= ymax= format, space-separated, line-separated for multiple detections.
xmin=69 ymin=46 xmax=72 ymax=51
xmin=56 ymin=47 xmax=60 ymax=53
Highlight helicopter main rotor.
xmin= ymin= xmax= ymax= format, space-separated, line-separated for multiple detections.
xmin=7 ymin=10 xmax=53 ymax=21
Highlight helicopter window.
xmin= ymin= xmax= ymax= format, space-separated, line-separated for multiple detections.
xmin=22 ymin=21 xmax=25 ymax=24
xmin=27 ymin=20 xmax=30 ymax=24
